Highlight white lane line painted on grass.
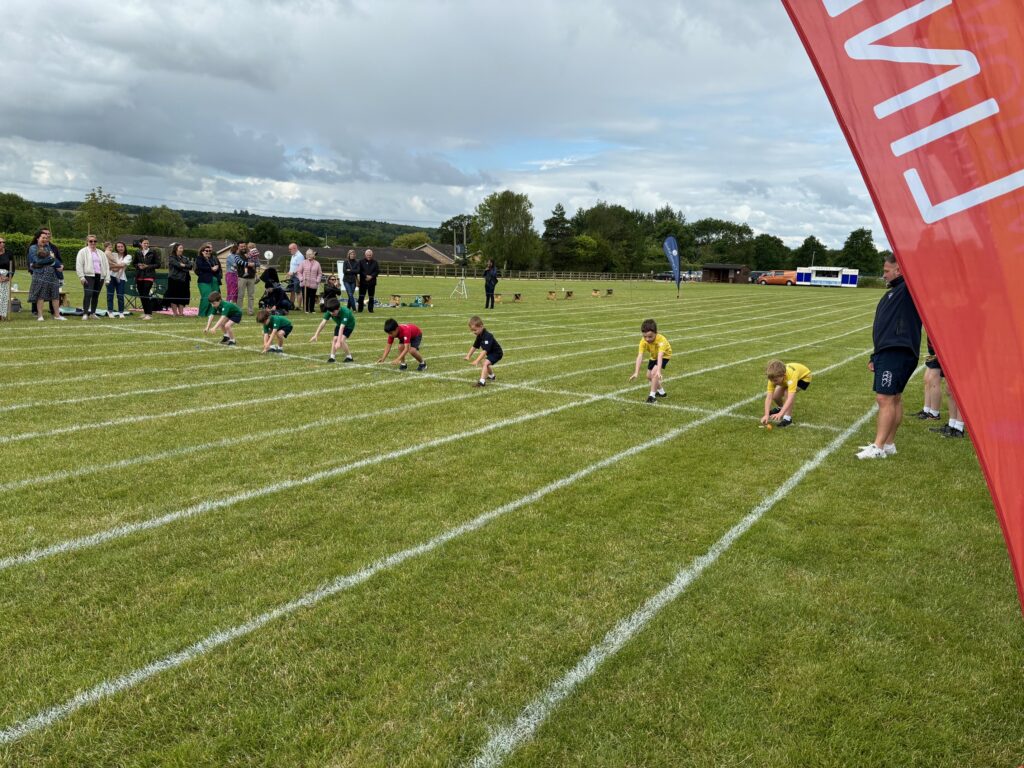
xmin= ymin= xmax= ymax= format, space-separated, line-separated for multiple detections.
xmin=0 ymin=395 xmax=607 ymax=573
xmin=468 ymin=402 xmax=879 ymax=768
xmin=0 ymin=390 xmax=765 ymax=746
xmin=0 ymin=365 xmax=342 ymax=415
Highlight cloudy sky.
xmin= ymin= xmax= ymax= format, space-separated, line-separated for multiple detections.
xmin=0 ymin=0 xmax=885 ymax=248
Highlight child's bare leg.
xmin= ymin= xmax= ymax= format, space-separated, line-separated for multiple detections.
xmin=224 ymin=320 xmax=235 ymax=340
xmin=480 ymin=360 xmax=492 ymax=380
xmin=409 ymin=348 xmax=424 ymax=363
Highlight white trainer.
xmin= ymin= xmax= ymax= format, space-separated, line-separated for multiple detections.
xmin=883 ymin=444 xmax=897 ymax=456
xmin=855 ymin=444 xmax=887 ymax=460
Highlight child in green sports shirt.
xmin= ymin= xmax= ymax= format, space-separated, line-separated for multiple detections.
xmin=205 ymin=291 xmax=243 ymax=345
xmin=310 ymin=297 xmax=356 ymax=363
xmin=257 ymin=308 xmax=293 ymax=354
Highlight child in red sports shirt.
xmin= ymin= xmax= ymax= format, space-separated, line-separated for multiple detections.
xmin=376 ymin=318 xmax=427 ymax=371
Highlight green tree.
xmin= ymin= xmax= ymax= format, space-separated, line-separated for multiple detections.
xmin=0 ymin=192 xmax=44 ymax=234
xmin=190 ymin=220 xmax=249 ymax=241
xmin=75 ymin=187 xmax=129 ymax=241
xmin=840 ymin=227 xmax=882 ymax=275
xmin=437 ymin=214 xmax=475 ymax=249
xmin=134 ymin=205 xmax=188 ymax=237
xmin=686 ymin=218 xmax=754 ymax=263
xmin=474 ymin=190 xmax=542 ymax=270
xmin=391 ymin=231 xmax=431 ymax=249
xmin=280 ymin=228 xmax=321 ymax=248
xmin=792 ymin=235 xmax=829 ymax=268
xmin=252 ymin=219 xmax=281 ymax=244
xmin=750 ymin=234 xmax=791 ymax=270
xmin=571 ymin=202 xmax=645 ymax=272
xmin=542 ymin=203 xmax=574 ymax=270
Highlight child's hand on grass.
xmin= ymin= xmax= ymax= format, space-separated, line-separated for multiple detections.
xmin=628 ymin=373 xmax=637 ymax=381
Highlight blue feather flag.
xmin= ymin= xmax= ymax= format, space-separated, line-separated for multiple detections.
xmin=662 ymin=236 xmax=682 ymax=296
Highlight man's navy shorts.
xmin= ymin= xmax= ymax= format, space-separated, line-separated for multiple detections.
xmin=873 ymin=349 xmax=917 ymax=395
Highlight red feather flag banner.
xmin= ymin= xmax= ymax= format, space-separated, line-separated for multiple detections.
xmin=782 ymin=0 xmax=1024 ymax=612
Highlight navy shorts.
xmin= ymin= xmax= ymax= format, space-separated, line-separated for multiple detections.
xmin=486 ymin=350 xmax=503 ymax=366
xmin=333 ymin=324 xmax=353 ymax=338
xmin=924 ymin=355 xmax=944 ymax=377
xmin=276 ymin=325 xmax=293 ymax=339
xmin=409 ymin=334 xmax=422 ymax=349
xmin=226 ymin=312 xmax=243 ymax=324
xmin=647 ymin=358 xmax=669 ymax=371
xmin=797 ymin=379 xmax=810 ymax=391
xmin=872 ymin=349 xmax=917 ymax=395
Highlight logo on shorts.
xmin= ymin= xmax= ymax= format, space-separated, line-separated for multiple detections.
xmin=881 ymin=370 xmax=893 ymax=388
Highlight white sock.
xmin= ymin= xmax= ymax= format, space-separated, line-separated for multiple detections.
xmin=479 ymin=378 xmax=486 ymax=385
xmin=952 ymin=420 xmax=964 ymax=431
xmin=948 ymin=418 xmax=956 ymax=428
xmin=783 ymin=415 xmax=792 ymax=422
xmin=926 ymin=407 xmax=939 ymax=416
xmin=657 ymin=388 xmax=666 ymax=395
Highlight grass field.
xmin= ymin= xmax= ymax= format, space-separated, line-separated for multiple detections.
xmin=1 ymin=277 xmax=1022 ymax=767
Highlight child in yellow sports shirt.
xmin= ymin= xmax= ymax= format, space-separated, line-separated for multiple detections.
xmin=629 ymin=318 xmax=671 ymax=404
xmin=761 ymin=359 xmax=812 ymax=428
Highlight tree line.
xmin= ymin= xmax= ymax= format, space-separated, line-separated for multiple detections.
xmin=454 ymin=191 xmax=890 ymax=275
xmin=1 ymin=188 xmax=889 ymax=275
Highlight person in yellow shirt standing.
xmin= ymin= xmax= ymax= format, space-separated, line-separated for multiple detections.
xmin=629 ymin=319 xmax=672 ymax=404
xmin=761 ymin=359 xmax=812 ymax=428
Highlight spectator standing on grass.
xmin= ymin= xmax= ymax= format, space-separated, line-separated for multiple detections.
xmin=285 ymin=242 xmax=303 ymax=308
xmin=165 ymin=242 xmax=193 ymax=317
xmin=224 ymin=243 xmax=239 ymax=303
xmin=105 ymin=241 xmax=130 ymax=318
xmin=483 ymin=259 xmax=499 ymax=309
xmin=342 ymin=249 xmax=359 ymax=310
xmin=237 ymin=246 xmax=261 ymax=315
xmin=27 ymin=229 xmax=65 ymax=321
xmin=135 ymin=238 xmax=160 ymax=320
xmin=358 ymin=248 xmax=379 ymax=313
xmin=297 ymin=249 xmax=322 ymax=313
xmin=0 ymin=237 xmax=13 ymax=321
xmin=856 ymin=253 xmax=922 ymax=460
xmin=75 ymin=234 xmax=110 ymax=320
xmin=28 ymin=228 xmax=64 ymax=317
xmin=195 ymin=242 xmax=221 ymax=318
xmin=920 ymin=341 xmax=966 ymax=439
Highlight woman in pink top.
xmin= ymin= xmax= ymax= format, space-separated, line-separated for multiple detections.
xmin=75 ymin=235 xmax=111 ymax=319
xmin=298 ymin=249 xmax=323 ymax=313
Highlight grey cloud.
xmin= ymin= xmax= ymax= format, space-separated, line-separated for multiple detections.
xmin=798 ymin=175 xmax=864 ymax=209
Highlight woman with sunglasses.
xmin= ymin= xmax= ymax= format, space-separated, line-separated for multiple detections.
xmin=194 ymin=243 xmax=221 ymax=319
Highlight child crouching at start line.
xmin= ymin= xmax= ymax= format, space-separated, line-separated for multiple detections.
xmin=465 ymin=315 xmax=502 ymax=387
xmin=629 ymin=318 xmax=671 ymax=403
xmin=257 ymin=308 xmax=293 ymax=354
xmin=761 ymin=360 xmax=812 ymax=428
xmin=205 ymin=291 xmax=242 ymax=345
xmin=377 ymin=319 xmax=426 ymax=370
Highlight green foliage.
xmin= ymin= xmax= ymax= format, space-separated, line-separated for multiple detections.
xmin=279 ymin=228 xmax=321 ymax=248
xmin=252 ymin=219 xmax=281 ymax=244
xmin=475 ymin=190 xmax=542 ymax=270
xmin=0 ymin=232 xmax=82 ymax=267
xmin=437 ymin=214 xmax=474 ymax=250
xmin=750 ymin=233 xmax=791 ymax=270
xmin=792 ymin=235 xmax=829 ymax=268
xmin=841 ymin=227 xmax=882 ymax=275
xmin=571 ymin=202 xmax=646 ymax=272
xmin=189 ymin=220 xmax=249 ymax=241
xmin=135 ymin=205 xmax=188 ymax=237
xmin=542 ymin=203 xmax=574 ymax=271
xmin=75 ymin=187 xmax=129 ymax=241
xmin=0 ymin=192 xmax=46 ymax=234
xmin=391 ymin=231 xmax=431 ymax=249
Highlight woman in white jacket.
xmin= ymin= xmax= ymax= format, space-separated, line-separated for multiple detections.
xmin=75 ymin=235 xmax=111 ymax=319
